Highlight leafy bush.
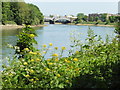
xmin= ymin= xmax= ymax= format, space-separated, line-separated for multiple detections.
xmin=3 ymin=21 xmax=17 ymax=25
xmin=2 ymin=26 xmax=120 ymax=88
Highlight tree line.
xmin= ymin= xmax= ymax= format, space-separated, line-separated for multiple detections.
xmin=74 ymin=13 xmax=120 ymax=25
xmin=2 ymin=2 xmax=44 ymax=25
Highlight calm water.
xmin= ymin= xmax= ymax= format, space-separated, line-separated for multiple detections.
xmin=1 ymin=24 xmax=115 ymax=59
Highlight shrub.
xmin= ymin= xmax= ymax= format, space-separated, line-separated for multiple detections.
xmin=2 ymin=26 xmax=120 ymax=88
xmin=3 ymin=21 xmax=17 ymax=25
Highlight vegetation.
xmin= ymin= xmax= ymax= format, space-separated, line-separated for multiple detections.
xmin=2 ymin=24 xmax=120 ymax=88
xmin=2 ymin=2 xmax=44 ymax=25
xmin=74 ymin=13 xmax=119 ymax=25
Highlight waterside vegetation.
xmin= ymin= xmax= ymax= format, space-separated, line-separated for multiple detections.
xmin=2 ymin=22 xmax=120 ymax=88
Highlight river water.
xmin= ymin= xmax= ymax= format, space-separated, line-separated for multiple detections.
xmin=1 ymin=24 xmax=115 ymax=60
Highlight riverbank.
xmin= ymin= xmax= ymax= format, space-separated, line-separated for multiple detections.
xmin=0 ymin=23 xmax=115 ymax=30
xmin=54 ymin=23 xmax=115 ymax=27
xmin=65 ymin=23 xmax=115 ymax=27
xmin=0 ymin=24 xmax=47 ymax=30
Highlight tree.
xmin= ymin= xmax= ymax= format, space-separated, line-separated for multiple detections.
xmin=2 ymin=2 xmax=44 ymax=25
xmin=100 ymin=14 xmax=107 ymax=22
xmin=115 ymin=16 xmax=120 ymax=38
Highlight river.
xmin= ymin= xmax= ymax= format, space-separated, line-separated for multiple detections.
xmin=1 ymin=24 xmax=115 ymax=60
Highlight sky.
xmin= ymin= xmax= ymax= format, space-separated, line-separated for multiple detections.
xmin=24 ymin=0 xmax=119 ymax=16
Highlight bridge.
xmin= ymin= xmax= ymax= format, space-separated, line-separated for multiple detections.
xmin=44 ymin=16 xmax=77 ymax=24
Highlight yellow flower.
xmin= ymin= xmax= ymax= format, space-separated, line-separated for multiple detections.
xmin=35 ymin=78 xmax=39 ymax=81
xmin=38 ymin=53 xmax=41 ymax=55
xmin=29 ymin=51 xmax=33 ymax=54
xmin=29 ymin=51 xmax=37 ymax=55
xmin=52 ymin=53 xmax=58 ymax=57
xmin=30 ymin=70 xmax=34 ymax=73
xmin=73 ymin=58 xmax=78 ymax=61
xmin=9 ymin=73 xmax=13 ymax=76
xmin=36 ymin=58 xmax=41 ymax=61
xmin=49 ymin=43 xmax=53 ymax=46
xmin=25 ymin=74 xmax=30 ymax=78
xmin=56 ymin=74 xmax=61 ymax=77
xmin=24 ymin=48 xmax=29 ymax=51
xmin=43 ymin=51 xmax=46 ymax=54
xmin=43 ymin=44 xmax=47 ymax=48
xmin=30 ymin=59 xmax=34 ymax=62
xmin=61 ymin=47 xmax=66 ymax=50
xmin=34 ymin=81 xmax=36 ymax=83
xmin=65 ymin=59 xmax=71 ymax=63
xmin=55 ymin=58 xmax=59 ymax=62
xmin=66 ymin=80 xmax=69 ymax=83
xmin=29 ymin=34 xmax=35 ymax=38
xmin=48 ymin=63 xmax=53 ymax=65
xmin=27 ymin=25 xmax=31 ymax=27
xmin=32 ymin=52 xmax=37 ymax=55
xmin=23 ymin=62 xmax=28 ymax=65
xmin=75 ymin=68 xmax=80 ymax=71
xmin=75 ymin=51 xmax=79 ymax=54
xmin=46 ymin=68 xmax=50 ymax=71
xmin=47 ymin=59 xmax=50 ymax=61
xmin=30 ymin=79 xmax=34 ymax=82
xmin=54 ymin=47 xmax=58 ymax=50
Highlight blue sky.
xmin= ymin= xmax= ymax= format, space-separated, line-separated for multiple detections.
xmin=24 ymin=0 xmax=119 ymax=16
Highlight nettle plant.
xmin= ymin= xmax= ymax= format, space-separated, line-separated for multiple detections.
xmin=2 ymin=25 xmax=120 ymax=88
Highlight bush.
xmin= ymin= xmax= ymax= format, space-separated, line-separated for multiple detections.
xmin=2 ymin=26 xmax=120 ymax=88
xmin=3 ymin=21 xmax=17 ymax=25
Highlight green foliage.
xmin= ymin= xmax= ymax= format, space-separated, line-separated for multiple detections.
xmin=3 ymin=21 xmax=17 ymax=25
xmin=15 ymin=25 xmax=37 ymax=57
xmin=2 ymin=26 xmax=120 ymax=88
xmin=2 ymin=2 xmax=44 ymax=25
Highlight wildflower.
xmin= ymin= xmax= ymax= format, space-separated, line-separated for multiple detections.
xmin=61 ymin=47 xmax=66 ymax=50
xmin=24 ymin=48 xmax=29 ymax=51
xmin=34 ymin=81 xmax=36 ymax=83
xmin=52 ymin=53 xmax=58 ymax=57
xmin=32 ymin=52 xmax=37 ymax=55
xmin=43 ymin=44 xmax=47 ymax=48
xmin=75 ymin=51 xmax=79 ymax=54
xmin=35 ymin=78 xmax=39 ymax=81
xmin=30 ymin=59 xmax=34 ymax=62
xmin=25 ymin=75 xmax=30 ymax=78
xmin=30 ymin=70 xmax=34 ymax=73
xmin=30 ymin=79 xmax=34 ymax=82
xmin=75 ymin=68 xmax=79 ymax=71
xmin=46 ymin=68 xmax=50 ymax=71
xmin=56 ymin=74 xmax=61 ymax=77
xmin=54 ymin=47 xmax=58 ymax=50
xmin=65 ymin=59 xmax=71 ymax=63
xmin=49 ymin=43 xmax=53 ymax=46
xmin=9 ymin=73 xmax=13 ymax=76
xmin=38 ymin=53 xmax=41 ymax=55
xmin=29 ymin=34 xmax=35 ymax=38
xmin=55 ymin=58 xmax=59 ymax=62
xmin=47 ymin=59 xmax=50 ymax=61
xmin=27 ymin=25 xmax=31 ymax=27
xmin=23 ymin=62 xmax=28 ymax=65
xmin=36 ymin=58 xmax=41 ymax=61
xmin=73 ymin=58 xmax=78 ymax=61
xmin=66 ymin=80 xmax=69 ymax=83
xmin=43 ymin=51 xmax=46 ymax=54
xmin=29 ymin=51 xmax=33 ymax=54
xmin=48 ymin=63 xmax=53 ymax=65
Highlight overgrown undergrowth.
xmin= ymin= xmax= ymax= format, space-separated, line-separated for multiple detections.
xmin=2 ymin=25 xmax=120 ymax=88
